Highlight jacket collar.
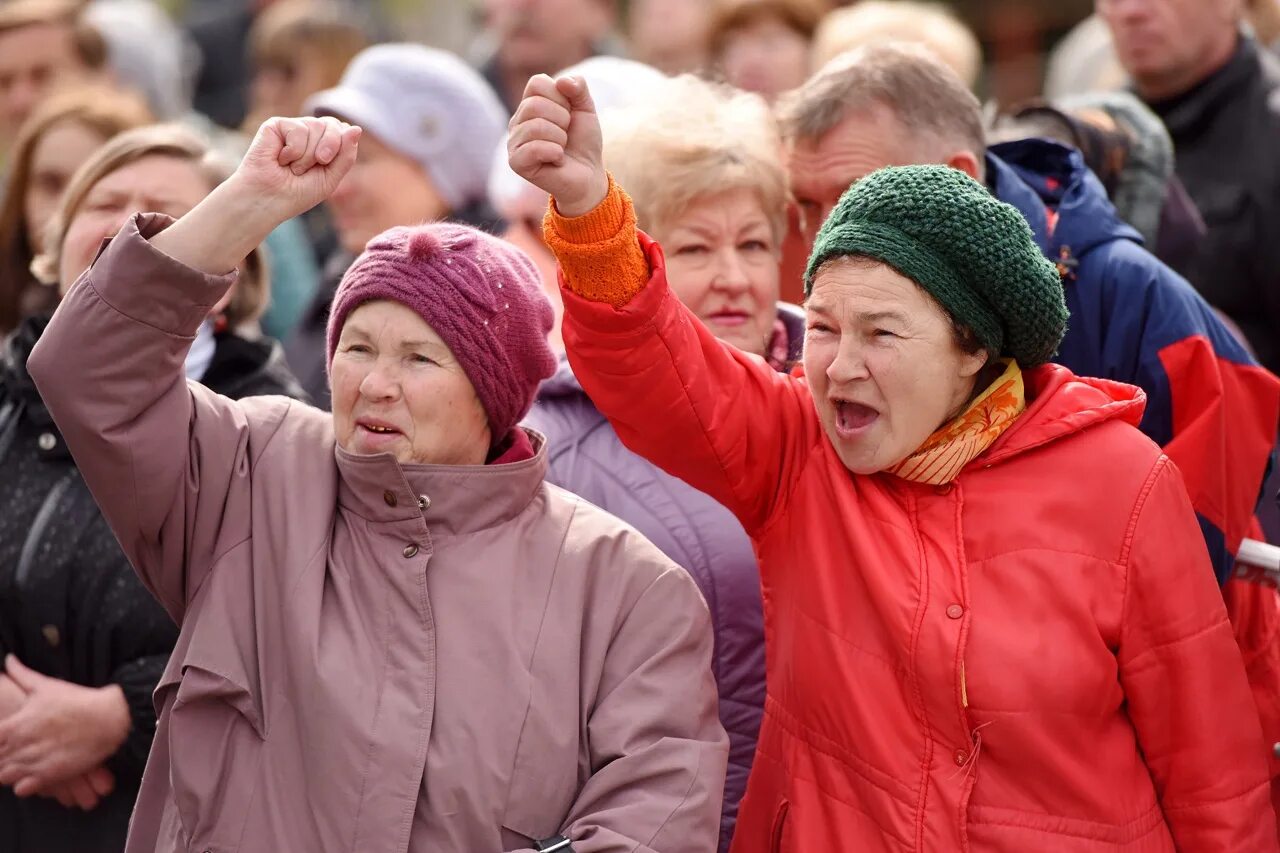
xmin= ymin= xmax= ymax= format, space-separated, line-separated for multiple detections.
xmin=334 ymin=427 xmax=549 ymax=536
xmin=1145 ymin=34 xmax=1260 ymax=138
xmin=979 ymin=363 xmax=1146 ymax=467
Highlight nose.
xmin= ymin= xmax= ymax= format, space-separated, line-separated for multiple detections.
xmin=358 ymin=359 xmax=401 ymax=402
xmin=825 ymin=334 xmax=870 ymax=386
xmin=709 ymin=247 xmax=751 ymax=296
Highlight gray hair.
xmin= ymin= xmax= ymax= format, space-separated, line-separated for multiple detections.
xmin=778 ymin=43 xmax=986 ymax=169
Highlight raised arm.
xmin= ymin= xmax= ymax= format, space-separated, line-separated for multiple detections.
xmin=28 ymin=117 xmax=361 ymax=621
xmin=509 ymin=75 xmax=821 ymax=533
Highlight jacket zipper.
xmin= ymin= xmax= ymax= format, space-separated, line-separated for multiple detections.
xmin=15 ymin=473 xmax=75 ymax=589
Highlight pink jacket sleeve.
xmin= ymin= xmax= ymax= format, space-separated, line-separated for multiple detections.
xmin=27 ymin=213 xmax=292 ymax=624
xmin=1118 ymin=455 xmax=1279 ymax=849
xmin=561 ymin=234 xmax=823 ymax=536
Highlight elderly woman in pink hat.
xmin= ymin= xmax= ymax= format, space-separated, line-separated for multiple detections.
xmin=24 ymin=116 xmax=727 ymax=853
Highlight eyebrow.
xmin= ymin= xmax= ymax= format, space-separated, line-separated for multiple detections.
xmin=859 ymin=310 xmax=908 ymax=324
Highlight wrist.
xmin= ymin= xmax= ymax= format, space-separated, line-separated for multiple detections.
xmin=94 ymin=684 xmax=131 ymax=754
xmin=553 ymin=171 xmax=609 ymax=219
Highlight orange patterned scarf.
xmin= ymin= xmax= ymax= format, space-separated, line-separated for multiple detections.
xmin=887 ymin=359 xmax=1026 ymax=485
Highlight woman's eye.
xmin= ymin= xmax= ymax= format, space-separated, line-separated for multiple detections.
xmin=673 ymin=244 xmax=709 ymax=256
xmin=344 ymin=343 xmax=371 ymax=354
xmin=873 ymin=328 xmax=898 ymax=338
xmin=807 ymin=323 xmax=834 ymax=335
xmin=740 ymin=240 xmax=770 ymax=252
xmin=410 ymin=354 xmax=435 ymax=365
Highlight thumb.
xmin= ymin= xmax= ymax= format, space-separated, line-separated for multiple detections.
xmin=556 ymin=75 xmax=597 ymax=115
xmin=4 ymin=656 xmax=43 ymax=692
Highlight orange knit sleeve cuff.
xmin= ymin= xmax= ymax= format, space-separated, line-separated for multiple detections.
xmin=543 ymin=175 xmax=650 ymax=307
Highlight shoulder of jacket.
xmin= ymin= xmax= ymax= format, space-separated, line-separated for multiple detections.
xmin=235 ymin=396 xmax=336 ymax=474
xmin=543 ymin=483 xmax=685 ymax=582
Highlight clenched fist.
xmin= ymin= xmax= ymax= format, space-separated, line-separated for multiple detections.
xmin=507 ymin=75 xmax=609 ymax=218
xmin=235 ymin=116 xmax=363 ymax=224
xmin=148 ymin=116 xmax=362 ymax=277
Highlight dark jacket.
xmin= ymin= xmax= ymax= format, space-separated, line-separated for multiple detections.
xmin=0 ymin=314 xmax=306 ymax=853
xmin=988 ymin=139 xmax=1280 ymax=586
xmin=285 ymin=199 xmax=504 ymax=409
xmin=524 ymin=305 xmax=804 ymax=853
xmin=1144 ymin=35 xmax=1280 ymax=372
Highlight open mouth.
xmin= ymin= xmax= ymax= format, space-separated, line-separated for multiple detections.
xmin=357 ymin=419 xmax=402 ymax=439
xmin=832 ymin=399 xmax=879 ymax=438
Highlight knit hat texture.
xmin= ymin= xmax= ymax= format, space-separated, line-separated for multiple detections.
xmin=805 ymin=165 xmax=1068 ymax=367
xmin=326 ymin=223 xmax=556 ymax=443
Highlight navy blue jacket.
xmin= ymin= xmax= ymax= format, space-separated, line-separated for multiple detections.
xmin=989 ymin=139 xmax=1279 ymax=583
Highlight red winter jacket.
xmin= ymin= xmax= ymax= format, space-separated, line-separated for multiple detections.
xmin=561 ymin=235 xmax=1277 ymax=852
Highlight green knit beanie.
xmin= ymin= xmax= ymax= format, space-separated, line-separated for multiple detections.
xmin=804 ymin=165 xmax=1069 ymax=367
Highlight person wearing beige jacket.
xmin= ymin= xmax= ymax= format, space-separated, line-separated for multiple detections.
xmin=25 ymin=115 xmax=727 ymax=853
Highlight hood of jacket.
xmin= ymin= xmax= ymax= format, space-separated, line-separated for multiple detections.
xmin=984 ymin=362 xmax=1146 ymax=467
xmin=987 ymin=138 xmax=1143 ymax=268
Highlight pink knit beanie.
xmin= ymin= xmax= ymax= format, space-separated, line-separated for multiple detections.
xmin=326 ymin=223 xmax=556 ymax=443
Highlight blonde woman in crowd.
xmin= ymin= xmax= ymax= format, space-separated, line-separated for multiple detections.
xmin=526 ymin=73 xmax=795 ymax=853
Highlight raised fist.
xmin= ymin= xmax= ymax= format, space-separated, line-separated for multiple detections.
xmin=507 ymin=74 xmax=608 ymax=218
xmin=234 ymin=116 xmax=362 ymax=223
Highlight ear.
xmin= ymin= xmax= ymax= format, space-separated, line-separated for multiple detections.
xmin=944 ymin=150 xmax=983 ymax=182
xmin=957 ymin=346 xmax=990 ymax=379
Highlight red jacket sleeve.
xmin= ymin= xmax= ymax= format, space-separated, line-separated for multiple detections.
xmin=1118 ymin=456 xmax=1278 ymax=850
xmin=561 ymin=234 xmax=823 ymax=535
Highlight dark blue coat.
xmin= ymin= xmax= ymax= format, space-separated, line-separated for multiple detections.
xmin=989 ymin=139 xmax=1279 ymax=584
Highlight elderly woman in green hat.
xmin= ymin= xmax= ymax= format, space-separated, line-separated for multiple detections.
xmin=509 ymin=74 xmax=1276 ymax=851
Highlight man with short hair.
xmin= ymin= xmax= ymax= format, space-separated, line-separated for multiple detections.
xmin=779 ymin=43 xmax=1280 ymax=794
xmin=478 ymin=0 xmax=617 ymax=113
xmin=0 ymin=0 xmax=107 ymax=159
xmin=1099 ymin=0 xmax=1280 ymax=373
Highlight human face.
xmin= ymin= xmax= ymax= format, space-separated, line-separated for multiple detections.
xmin=486 ymin=0 xmax=610 ymax=72
xmin=23 ymin=119 xmax=109 ymax=253
xmin=326 ymin=130 xmax=447 ymax=255
xmin=658 ymin=187 xmax=780 ymax=357
xmin=802 ymin=259 xmax=987 ymax=475
xmin=330 ymin=300 xmax=492 ymax=466
xmin=788 ymin=104 xmax=917 ymax=246
xmin=250 ymin=49 xmax=334 ymax=120
xmin=1097 ymin=0 xmax=1241 ymax=100
xmin=58 ymin=155 xmax=213 ymax=294
xmin=0 ymin=23 xmax=93 ymax=148
xmin=719 ymin=15 xmax=812 ymax=101
xmin=628 ymin=0 xmax=712 ymax=74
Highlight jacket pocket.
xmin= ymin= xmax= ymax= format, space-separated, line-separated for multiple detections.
xmin=770 ymin=800 xmax=791 ymax=853
xmin=155 ymin=663 xmax=264 ymax=851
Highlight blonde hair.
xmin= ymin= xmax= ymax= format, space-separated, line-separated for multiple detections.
xmin=601 ymin=74 xmax=787 ymax=241
xmin=34 ymin=124 xmax=268 ymax=328
xmin=811 ymin=1 xmax=983 ymax=89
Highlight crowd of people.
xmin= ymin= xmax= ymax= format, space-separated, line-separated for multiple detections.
xmin=1 ymin=0 xmax=1280 ymax=851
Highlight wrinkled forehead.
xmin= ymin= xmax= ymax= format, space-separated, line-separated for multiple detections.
xmin=787 ymin=109 xmax=914 ymax=203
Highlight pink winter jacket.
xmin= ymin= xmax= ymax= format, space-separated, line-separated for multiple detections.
xmin=27 ymin=214 xmax=729 ymax=853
